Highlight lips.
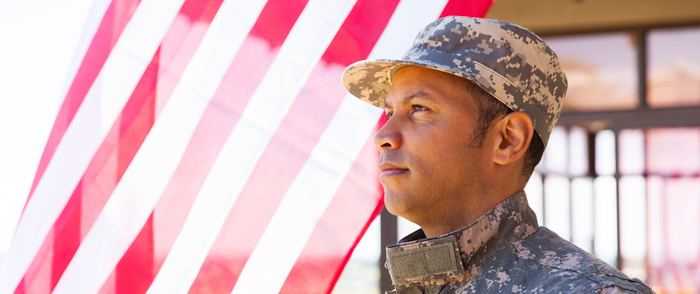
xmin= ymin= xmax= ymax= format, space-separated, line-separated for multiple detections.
xmin=378 ymin=161 xmax=409 ymax=178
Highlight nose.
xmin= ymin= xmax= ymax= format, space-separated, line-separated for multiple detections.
xmin=373 ymin=116 xmax=402 ymax=151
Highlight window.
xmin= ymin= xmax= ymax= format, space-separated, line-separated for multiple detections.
xmin=546 ymin=33 xmax=638 ymax=112
xmin=648 ymin=27 xmax=700 ymax=108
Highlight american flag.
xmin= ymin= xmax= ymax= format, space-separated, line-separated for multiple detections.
xmin=0 ymin=0 xmax=492 ymax=293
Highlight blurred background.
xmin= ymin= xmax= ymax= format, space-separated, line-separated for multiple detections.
xmin=1 ymin=0 xmax=698 ymax=293
xmin=334 ymin=0 xmax=700 ymax=293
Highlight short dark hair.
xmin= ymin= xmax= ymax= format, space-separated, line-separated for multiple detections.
xmin=464 ymin=80 xmax=544 ymax=177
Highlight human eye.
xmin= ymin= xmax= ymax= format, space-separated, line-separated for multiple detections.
xmin=412 ymin=105 xmax=428 ymax=112
xmin=385 ymin=110 xmax=393 ymax=118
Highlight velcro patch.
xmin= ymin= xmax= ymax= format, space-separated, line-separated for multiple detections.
xmin=386 ymin=235 xmax=464 ymax=285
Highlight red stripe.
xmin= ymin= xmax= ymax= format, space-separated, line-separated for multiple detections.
xmin=440 ymin=0 xmax=494 ymax=17
xmin=187 ymin=0 xmax=400 ymax=292
xmin=115 ymin=214 xmax=155 ymax=294
xmin=26 ymin=0 xmax=140 ymax=203
xmin=279 ymin=137 xmax=383 ymax=294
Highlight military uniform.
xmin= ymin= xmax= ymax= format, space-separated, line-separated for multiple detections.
xmin=384 ymin=191 xmax=653 ymax=294
xmin=341 ymin=16 xmax=655 ymax=294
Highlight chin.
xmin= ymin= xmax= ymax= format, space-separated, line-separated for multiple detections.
xmin=383 ymin=190 xmax=413 ymax=218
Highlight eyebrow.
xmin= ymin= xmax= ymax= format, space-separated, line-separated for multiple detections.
xmin=384 ymin=90 xmax=434 ymax=109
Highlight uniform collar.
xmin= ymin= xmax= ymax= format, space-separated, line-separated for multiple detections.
xmin=385 ymin=191 xmax=539 ymax=287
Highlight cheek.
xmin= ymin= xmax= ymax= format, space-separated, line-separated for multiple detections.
xmin=435 ymin=136 xmax=484 ymax=176
xmin=407 ymin=122 xmax=478 ymax=174
xmin=413 ymin=141 xmax=460 ymax=181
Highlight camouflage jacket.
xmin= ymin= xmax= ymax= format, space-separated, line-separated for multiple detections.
xmin=385 ymin=191 xmax=654 ymax=294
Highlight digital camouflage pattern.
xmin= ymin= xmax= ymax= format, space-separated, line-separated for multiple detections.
xmin=384 ymin=192 xmax=654 ymax=294
xmin=343 ymin=16 xmax=653 ymax=293
xmin=341 ymin=16 xmax=567 ymax=146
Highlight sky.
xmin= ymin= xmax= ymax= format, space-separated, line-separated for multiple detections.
xmin=0 ymin=0 xmax=95 ymax=262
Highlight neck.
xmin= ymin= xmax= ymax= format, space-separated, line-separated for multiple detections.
xmin=408 ymin=168 xmax=527 ymax=239
xmin=419 ymin=204 xmax=492 ymax=238
xmin=418 ymin=187 xmax=523 ymax=238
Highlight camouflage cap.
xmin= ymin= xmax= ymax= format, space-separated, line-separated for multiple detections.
xmin=341 ymin=16 xmax=567 ymax=146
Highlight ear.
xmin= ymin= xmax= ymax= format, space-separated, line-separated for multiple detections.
xmin=492 ymin=112 xmax=534 ymax=166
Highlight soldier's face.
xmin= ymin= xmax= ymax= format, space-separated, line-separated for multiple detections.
xmin=374 ymin=66 xmax=491 ymax=226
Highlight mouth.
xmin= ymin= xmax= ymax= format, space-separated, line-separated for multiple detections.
xmin=378 ymin=162 xmax=409 ymax=178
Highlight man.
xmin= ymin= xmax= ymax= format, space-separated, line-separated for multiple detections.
xmin=342 ymin=16 xmax=654 ymax=294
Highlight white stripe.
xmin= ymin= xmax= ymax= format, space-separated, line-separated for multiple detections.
xmin=148 ymin=0 xmax=357 ymax=292
xmin=231 ymin=0 xmax=450 ymax=293
xmin=50 ymin=0 xmax=269 ymax=293
xmin=0 ymin=0 xmax=184 ymax=292
xmin=60 ymin=0 xmax=112 ymax=98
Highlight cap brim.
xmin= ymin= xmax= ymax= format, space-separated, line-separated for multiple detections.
xmin=342 ymin=58 xmax=481 ymax=109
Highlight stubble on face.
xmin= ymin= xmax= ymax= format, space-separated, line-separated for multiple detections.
xmin=375 ymin=66 xmax=490 ymax=231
